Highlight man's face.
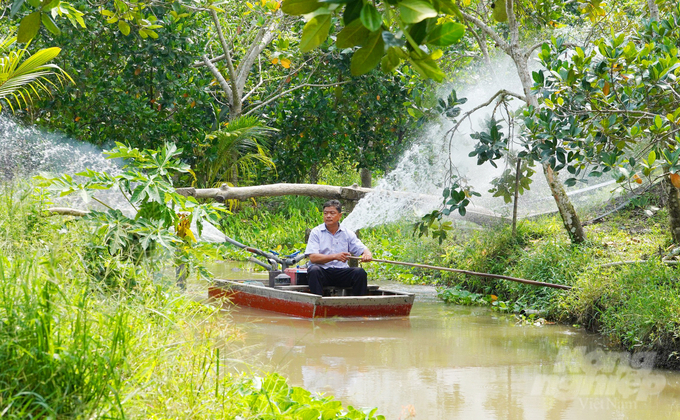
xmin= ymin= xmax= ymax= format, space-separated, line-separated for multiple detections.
xmin=323 ymin=206 xmax=342 ymax=226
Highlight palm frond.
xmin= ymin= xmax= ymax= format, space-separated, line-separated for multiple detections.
xmin=0 ymin=37 xmax=71 ymax=113
xmin=199 ymin=115 xmax=278 ymax=186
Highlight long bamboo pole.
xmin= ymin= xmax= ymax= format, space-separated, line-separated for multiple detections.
xmin=349 ymin=256 xmax=572 ymax=290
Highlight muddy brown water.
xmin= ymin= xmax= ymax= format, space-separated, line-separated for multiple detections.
xmin=206 ymin=263 xmax=680 ymax=419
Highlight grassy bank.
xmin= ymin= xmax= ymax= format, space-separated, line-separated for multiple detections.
xmin=221 ymin=195 xmax=680 ymax=370
xmin=434 ymin=208 xmax=680 ymax=369
xmin=0 ymin=185 xmax=385 ymax=419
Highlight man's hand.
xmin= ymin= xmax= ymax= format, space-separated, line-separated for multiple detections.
xmin=334 ymin=252 xmax=351 ymax=262
xmin=361 ymin=249 xmax=373 ymax=263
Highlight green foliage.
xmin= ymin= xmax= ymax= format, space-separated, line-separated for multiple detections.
xmin=435 ymin=205 xmax=680 ymax=361
xmin=220 ymin=196 xmax=321 ymax=258
xmin=300 ymin=14 xmax=332 ymax=53
xmin=528 ymin=5 xmax=680 ymax=189
xmin=266 ymin=54 xmax=419 ymax=183
xmin=360 ymin=223 xmax=448 ymax=283
xmin=438 ymin=286 xmax=486 ymax=305
xmin=10 ymin=0 xmax=159 ymax=43
xmin=557 ymin=261 xmax=680 ymax=354
xmin=281 ymin=0 xmax=463 ymax=80
xmin=28 ymin=8 xmax=213 ymax=154
xmin=233 ymin=373 xmax=385 ymax=419
xmin=413 ymin=174 xmax=480 ymax=242
xmin=436 ymin=217 xmax=574 ymax=306
xmin=195 ymin=115 xmax=277 ymax=187
xmin=469 ymin=118 xmax=508 ymax=168
xmin=488 ymin=158 xmax=536 ymax=204
xmin=36 ymin=142 xmax=226 ymax=283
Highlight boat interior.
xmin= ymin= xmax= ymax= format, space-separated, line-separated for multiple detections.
xmin=240 ymin=281 xmax=402 ymax=297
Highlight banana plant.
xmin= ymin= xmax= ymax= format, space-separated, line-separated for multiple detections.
xmin=0 ymin=35 xmax=72 ymax=112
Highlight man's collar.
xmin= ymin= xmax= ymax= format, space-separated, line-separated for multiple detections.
xmin=322 ymin=223 xmax=343 ymax=232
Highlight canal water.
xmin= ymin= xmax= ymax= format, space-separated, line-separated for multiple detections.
xmin=207 ymin=264 xmax=680 ymax=419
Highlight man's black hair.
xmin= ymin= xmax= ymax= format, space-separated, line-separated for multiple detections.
xmin=322 ymin=199 xmax=342 ymax=213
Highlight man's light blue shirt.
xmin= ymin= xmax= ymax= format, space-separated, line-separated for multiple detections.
xmin=305 ymin=223 xmax=367 ymax=269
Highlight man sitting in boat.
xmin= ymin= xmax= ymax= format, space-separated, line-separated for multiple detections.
xmin=305 ymin=199 xmax=373 ymax=296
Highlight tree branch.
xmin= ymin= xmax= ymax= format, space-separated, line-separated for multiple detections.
xmin=506 ymin=0 xmax=521 ymax=55
xmin=459 ymin=9 xmax=510 ymax=54
xmin=466 ymin=22 xmax=493 ymax=73
xmin=243 ymin=81 xmax=350 ymax=116
xmin=236 ymin=13 xmax=282 ymax=94
xmin=209 ymin=9 xmax=238 ymax=83
xmin=444 ymin=89 xmax=526 ymax=180
xmin=526 ymin=41 xmax=547 ymax=56
xmin=202 ymin=55 xmax=233 ymax=105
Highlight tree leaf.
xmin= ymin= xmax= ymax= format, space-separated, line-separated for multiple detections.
xmin=337 ymin=18 xmax=370 ymax=48
xmin=360 ymin=3 xmax=382 ymax=32
xmin=17 ymin=11 xmax=42 ymax=43
xmin=408 ymin=19 xmax=428 ymax=46
xmin=10 ymin=0 xmax=25 ymax=18
xmin=399 ymin=0 xmax=437 ymax=24
xmin=343 ymin=0 xmax=362 ymax=24
xmin=41 ymin=0 xmax=59 ymax=10
xmin=281 ymin=0 xmax=321 ymax=15
xmin=350 ymin=30 xmax=385 ymax=76
xmin=41 ymin=13 xmax=61 ymax=36
xmin=299 ymin=13 xmax=332 ymax=52
xmin=118 ymin=20 xmax=131 ymax=36
xmin=426 ymin=22 xmax=464 ymax=46
xmin=381 ymin=46 xmax=402 ymax=73
xmin=408 ymin=53 xmax=445 ymax=82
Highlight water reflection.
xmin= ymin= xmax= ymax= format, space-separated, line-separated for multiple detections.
xmin=208 ymin=264 xmax=680 ymax=419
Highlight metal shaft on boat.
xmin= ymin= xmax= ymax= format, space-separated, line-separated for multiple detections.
xmin=348 ymin=256 xmax=572 ymax=290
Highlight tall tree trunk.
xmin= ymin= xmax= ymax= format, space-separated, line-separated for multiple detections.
xmin=309 ymin=164 xmax=319 ymax=184
xmin=665 ymin=176 xmax=680 ymax=243
xmin=512 ymin=158 xmax=521 ymax=237
xmin=505 ymin=0 xmax=586 ymax=243
xmin=647 ymin=0 xmax=660 ymax=21
xmin=544 ymin=164 xmax=585 ymax=243
xmin=360 ymin=168 xmax=372 ymax=188
xmin=231 ymin=167 xmax=239 ymax=187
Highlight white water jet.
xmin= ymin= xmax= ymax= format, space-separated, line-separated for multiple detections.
xmin=343 ymin=57 xmax=523 ymax=232
xmin=343 ymin=54 xmax=620 ymax=232
xmin=0 ymin=115 xmax=117 ymax=181
xmin=1 ymin=115 xmax=227 ymax=243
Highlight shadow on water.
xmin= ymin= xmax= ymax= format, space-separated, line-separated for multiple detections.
xmin=206 ymin=261 xmax=680 ymax=420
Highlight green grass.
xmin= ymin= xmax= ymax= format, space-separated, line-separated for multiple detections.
xmin=0 ymin=184 xmax=386 ymax=418
xmin=435 ymin=208 xmax=680 ymax=367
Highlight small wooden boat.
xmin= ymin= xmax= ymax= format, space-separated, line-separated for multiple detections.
xmin=208 ymin=279 xmax=415 ymax=318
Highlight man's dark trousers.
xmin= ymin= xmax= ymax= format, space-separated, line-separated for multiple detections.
xmin=307 ymin=265 xmax=367 ymax=296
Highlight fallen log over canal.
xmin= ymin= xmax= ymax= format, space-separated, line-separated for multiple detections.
xmin=175 ymin=183 xmax=507 ymax=226
xmin=175 ymin=183 xmax=372 ymax=202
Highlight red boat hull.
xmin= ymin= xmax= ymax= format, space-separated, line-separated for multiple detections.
xmin=209 ymin=280 xmax=414 ymax=318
